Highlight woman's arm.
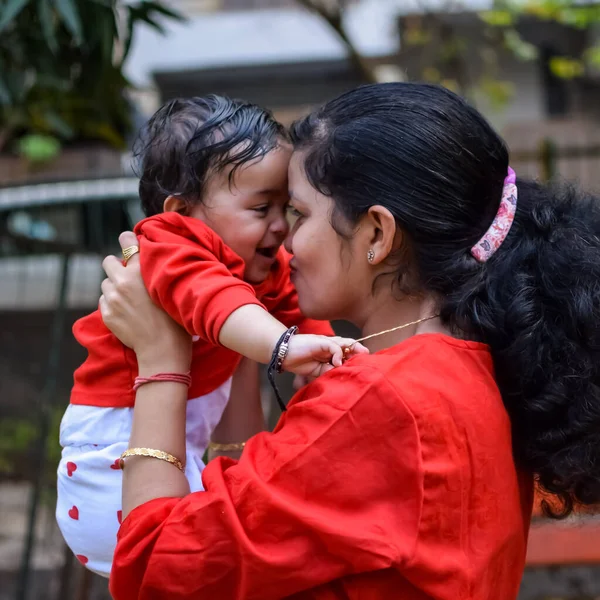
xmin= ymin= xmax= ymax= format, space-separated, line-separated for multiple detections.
xmin=208 ymin=357 xmax=265 ymax=462
xmin=102 ymin=234 xmax=403 ymax=600
xmin=100 ymin=233 xmax=193 ymax=517
xmin=109 ymin=364 xmax=422 ymax=600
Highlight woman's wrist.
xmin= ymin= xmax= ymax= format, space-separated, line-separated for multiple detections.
xmin=135 ymin=345 xmax=191 ymax=377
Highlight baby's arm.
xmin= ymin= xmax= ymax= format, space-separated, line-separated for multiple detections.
xmin=208 ymin=357 xmax=265 ymax=462
xmin=219 ymin=305 xmax=367 ymax=376
xmin=138 ymin=219 xmax=367 ymax=376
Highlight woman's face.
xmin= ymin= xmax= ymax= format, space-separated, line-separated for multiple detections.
xmin=284 ymin=151 xmax=371 ymax=322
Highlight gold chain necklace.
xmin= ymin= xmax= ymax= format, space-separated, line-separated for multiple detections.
xmin=343 ymin=314 xmax=440 ymax=358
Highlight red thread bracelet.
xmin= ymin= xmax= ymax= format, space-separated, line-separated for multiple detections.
xmin=133 ymin=372 xmax=192 ymax=392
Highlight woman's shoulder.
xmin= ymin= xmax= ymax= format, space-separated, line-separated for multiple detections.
xmin=290 ymin=333 xmax=501 ymax=426
xmin=366 ymin=333 xmax=496 ymax=404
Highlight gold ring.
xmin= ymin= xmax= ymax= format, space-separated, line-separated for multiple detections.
xmin=122 ymin=245 xmax=139 ymax=263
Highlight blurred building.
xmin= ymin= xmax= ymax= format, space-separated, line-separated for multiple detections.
xmin=124 ymin=0 xmax=600 ymax=185
xmin=125 ymin=0 xmax=402 ymax=124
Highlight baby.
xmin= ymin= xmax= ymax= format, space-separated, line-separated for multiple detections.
xmin=56 ymin=95 xmax=364 ymax=576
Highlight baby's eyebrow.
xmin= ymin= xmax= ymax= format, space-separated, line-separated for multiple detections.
xmin=255 ymin=188 xmax=281 ymax=196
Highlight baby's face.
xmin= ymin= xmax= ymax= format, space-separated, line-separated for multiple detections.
xmin=189 ymin=144 xmax=292 ymax=283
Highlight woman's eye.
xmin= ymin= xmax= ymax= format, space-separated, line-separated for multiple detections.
xmin=287 ymin=206 xmax=303 ymax=219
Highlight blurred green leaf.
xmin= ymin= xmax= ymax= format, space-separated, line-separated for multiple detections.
xmin=584 ymin=46 xmax=600 ymax=68
xmin=122 ymin=1 xmax=184 ymax=62
xmin=440 ymin=78 xmax=460 ymax=93
xmin=0 ymin=0 xmax=183 ymax=155
xmin=55 ymin=0 xmax=82 ymax=43
xmin=17 ymin=133 xmax=61 ymax=162
xmin=404 ymin=27 xmax=432 ymax=46
xmin=37 ymin=0 xmax=57 ymax=53
xmin=133 ymin=1 xmax=185 ymax=23
xmin=480 ymin=77 xmax=516 ymax=110
xmin=43 ymin=111 xmax=75 ymax=137
xmin=503 ymin=29 xmax=539 ymax=61
xmin=549 ymin=56 xmax=585 ymax=78
xmin=422 ymin=67 xmax=441 ymax=83
xmin=0 ymin=0 xmax=29 ymax=32
xmin=0 ymin=78 xmax=11 ymax=105
xmin=479 ymin=10 xmax=515 ymax=27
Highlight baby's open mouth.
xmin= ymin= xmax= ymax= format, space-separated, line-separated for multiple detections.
xmin=256 ymin=247 xmax=277 ymax=258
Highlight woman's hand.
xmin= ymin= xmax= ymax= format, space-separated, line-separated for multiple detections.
xmin=99 ymin=231 xmax=192 ymax=374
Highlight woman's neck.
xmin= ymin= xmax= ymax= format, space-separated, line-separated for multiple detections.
xmin=356 ymin=293 xmax=449 ymax=354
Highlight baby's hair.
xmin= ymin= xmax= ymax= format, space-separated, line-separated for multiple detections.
xmin=134 ymin=95 xmax=287 ymax=216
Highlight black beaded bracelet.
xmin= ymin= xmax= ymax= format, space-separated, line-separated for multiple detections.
xmin=267 ymin=326 xmax=298 ymax=412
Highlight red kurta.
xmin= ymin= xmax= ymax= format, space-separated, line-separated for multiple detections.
xmin=71 ymin=212 xmax=333 ymax=407
xmin=110 ymin=334 xmax=533 ymax=600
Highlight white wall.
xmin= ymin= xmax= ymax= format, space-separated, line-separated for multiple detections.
xmin=125 ymin=0 xmax=403 ymax=87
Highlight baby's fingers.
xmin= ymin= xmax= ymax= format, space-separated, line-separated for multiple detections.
xmin=329 ymin=337 xmax=369 ymax=358
xmin=344 ymin=342 xmax=369 ymax=356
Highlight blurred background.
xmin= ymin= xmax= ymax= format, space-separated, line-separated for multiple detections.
xmin=0 ymin=0 xmax=599 ymax=598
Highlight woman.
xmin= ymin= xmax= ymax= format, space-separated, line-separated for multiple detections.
xmin=101 ymin=83 xmax=600 ymax=599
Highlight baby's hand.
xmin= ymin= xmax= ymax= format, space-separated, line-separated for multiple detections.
xmin=282 ymin=335 xmax=368 ymax=378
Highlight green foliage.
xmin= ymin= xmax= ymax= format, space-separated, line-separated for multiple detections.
xmin=0 ymin=409 xmax=63 ymax=480
xmin=481 ymin=0 xmax=600 ymax=80
xmin=0 ymin=417 xmax=37 ymax=474
xmin=17 ymin=134 xmax=62 ymax=162
xmin=398 ymin=0 xmax=599 ymax=111
xmin=502 ymin=29 xmax=539 ymax=61
xmin=479 ymin=77 xmax=516 ymax=110
xmin=0 ymin=0 xmax=184 ymax=161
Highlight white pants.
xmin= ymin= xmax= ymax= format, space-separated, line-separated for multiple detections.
xmin=56 ymin=379 xmax=232 ymax=577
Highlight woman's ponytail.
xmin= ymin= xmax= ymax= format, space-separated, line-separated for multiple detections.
xmin=446 ymin=180 xmax=600 ymax=517
xmin=289 ymin=82 xmax=600 ymax=516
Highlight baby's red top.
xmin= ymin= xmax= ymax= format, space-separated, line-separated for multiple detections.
xmin=71 ymin=212 xmax=333 ymax=407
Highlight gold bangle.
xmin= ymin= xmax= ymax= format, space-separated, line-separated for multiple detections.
xmin=119 ymin=448 xmax=185 ymax=472
xmin=208 ymin=441 xmax=246 ymax=452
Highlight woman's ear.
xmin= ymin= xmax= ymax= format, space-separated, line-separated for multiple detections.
xmin=163 ymin=195 xmax=187 ymax=214
xmin=364 ymin=205 xmax=398 ymax=265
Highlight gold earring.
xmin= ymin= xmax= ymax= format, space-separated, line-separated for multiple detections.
xmin=367 ymin=249 xmax=375 ymax=263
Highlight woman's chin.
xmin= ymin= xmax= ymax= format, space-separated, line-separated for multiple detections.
xmin=297 ymin=295 xmax=331 ymax=323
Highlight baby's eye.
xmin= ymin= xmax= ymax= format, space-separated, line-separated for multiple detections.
xmin=252 ymin=205 xmax=269 ymax=214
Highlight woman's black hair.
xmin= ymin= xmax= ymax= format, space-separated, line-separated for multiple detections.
xmin=290 ymin=82 xmax=600 ymax=518
xmin=135 ymin=95 xmax=287 ymax=216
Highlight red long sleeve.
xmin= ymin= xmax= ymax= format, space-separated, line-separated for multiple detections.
xmin=136 ymin=213 xmax=266 ymax=346
xmin=110 ymin=336 xmax=532 ymax=600
xmin=72 ymin=214 xmax=333 ymax=407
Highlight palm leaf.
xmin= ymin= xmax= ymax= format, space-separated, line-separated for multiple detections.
xmin=55 ymin=0 xmax=82 ymax=43
xmin=37 ymin=0 xmax=57 ymax=52
xmin=0 ymin=0 xmax=30 ymax=33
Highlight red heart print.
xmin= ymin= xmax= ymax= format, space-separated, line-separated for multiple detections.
xmin=68 ymin=506 xmax=79 ymax=520
xmin=110 ymin=458 xmax=121 ymax=470
xmin=66 ymin=462 xmax=77 ymax=477
xmin=76 ymin=555 xmax=88 ymax=565
xmin=117 ymin=510 xmax=122 ymax=524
